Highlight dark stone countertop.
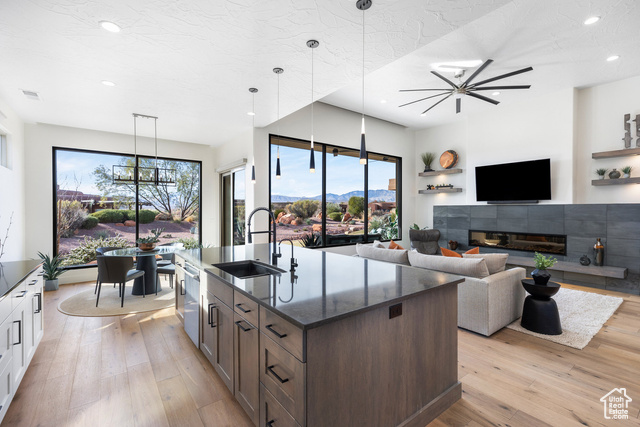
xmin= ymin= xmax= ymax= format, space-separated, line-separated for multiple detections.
xmin=0 ymin=260 xmax=42 ymax=300
xmin=177 ymin=244 xmax=464 ymax=330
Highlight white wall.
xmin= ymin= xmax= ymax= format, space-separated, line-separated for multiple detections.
xmin=252 ymin=102 xmax=415 ymax=247
xmin=414 ymin=87 xmax=576 ymax=227
xmin=23 ymin=123 xmax=216 ymax=269
xmin=0 ymin=97 xmax=26 ymax=261
xmin=575 ymin=75 xmax=640 ymax=203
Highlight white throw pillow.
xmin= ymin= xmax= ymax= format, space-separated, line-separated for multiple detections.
xmin=372 ymin=240 xmax=386 ymax=249
xmin=408 ymin=251 xmax=490 ymax=278
xmin=462 ymin=253 xmax=509 ymax=275
xmin=355 ymin=244 xmax=410 ymax=265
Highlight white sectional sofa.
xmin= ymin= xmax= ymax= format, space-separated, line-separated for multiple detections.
xmin=355 ymin=244 xmax=526 ymax=336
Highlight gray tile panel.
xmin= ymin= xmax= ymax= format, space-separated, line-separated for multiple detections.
xmin=470 ymin=218 xmax=497 ymax=231
xmin=607 ymin=204 xmax=640 ymax=222
xmin=564 ymin=220 xmax=606 ymax=237
xmin=606 ymin=221 xmax=640 ymax=239
xmin=565 ymin=204 xmax=607 ymax=221
xmin=497 ymin=205 xmax=528 ymax=219
xmin=470 ymin=205 xmax=497 ymax=218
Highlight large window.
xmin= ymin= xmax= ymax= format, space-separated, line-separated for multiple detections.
xmin=53 ymin=148 xmax=202 ymax=267
xmin=0 ymin=134 xmax=8 ymax=169
xmin=221 ymin=168 xmax=246 ymax=246
xmin=269 ymin=136 xmax=401 ymax=247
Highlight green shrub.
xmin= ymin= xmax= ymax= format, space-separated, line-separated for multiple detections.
xmin=328 ymin=212 xmax=342 ymax=222
xmin=90 ymin=209 xmax=125 ymax=223
xmin=93 ymin=230 xmax=110 ymax=239
xmin=60 ymin=235 xmax=131 ymax=266
xmin=138 ymin=209 xmax=156 ymax=224
xmin=289 ymin=199 xmax=319 ymax=220
xmin=81 ymin=216 xmax=99 ymax=229
xmin=176 ymin=237 xmax=201 ymax=249
xmin=122 ymin=210 xmax=135 ymax=220
xmin=58 ymin=200 xmax=87 ymax=237
xmin=300 ymin=233 xmax=322 ymax=248
xmin=326 ymin=203 xmax=341 ymax=215
xmin=347 ymin=196 xmax=365 ymax=218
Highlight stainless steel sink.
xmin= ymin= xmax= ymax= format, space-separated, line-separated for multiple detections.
xmin=212 ymin=260 xmax=285 ymax=279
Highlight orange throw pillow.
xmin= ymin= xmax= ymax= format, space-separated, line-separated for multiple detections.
xmin=465 ymin=247 xmax=479 ymax=255
xmin=388 ymin=240 xmax=405 ymax=250
xmin=441 ymin=247 xmax=462 ymax=257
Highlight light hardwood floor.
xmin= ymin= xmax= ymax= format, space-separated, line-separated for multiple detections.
xmin=1 ymin=281 xmax=639 ymax=427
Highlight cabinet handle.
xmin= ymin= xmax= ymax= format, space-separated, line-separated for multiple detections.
xmin=15 ymin=290 xmax=27 ymax=298
xmin=28 ymin=280 xmax=37 ymax=286
xmin=265 ymin=324 xmax=287 ymax=339
xmin=234 ymin=320 xmax=251 ymax=332
xmin=266 ymin=421 xmax=275 ymax=427
xmin=34 ymin=293 xmax=42 ymax=314
xmin=180 ymin=280 xmax=186 ymax=296
xmin=235 ymin=303 xmax=251 ymax=313
xmin=266 ymin=365 xmax=289 ymax=384
xmin=208 ymin=303 xmax=217 ymax=327
xmin=12 ymin=321 xmax=21 ymax=346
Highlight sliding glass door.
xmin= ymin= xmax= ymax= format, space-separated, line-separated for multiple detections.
xmin=221 ymin=168 xmax=246 ymax=247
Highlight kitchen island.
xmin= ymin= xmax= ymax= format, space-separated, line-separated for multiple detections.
xmin=176 ymin=244 xmax=463 ymax=427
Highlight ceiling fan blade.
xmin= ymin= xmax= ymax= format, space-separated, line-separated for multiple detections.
xmin=398 ymin=92 xmax=451 ymax=108
xmin=463 ymin=59 xmax=493 ymax=87
xmin=467 ymin=92 xmax=500 ymax=105
xmin=430 ymin=71 xmax=459 ymax=90
xmin=421 ymin=93 xmax=453 ymax=115
xmin=456 ymin=97 xmax=461 ymax=114
xmin=469 ymin=66 xmax=533 ymax=88
xmin=472 ymin=85 xmax=531 ymax=91
xmin=399 ymin=88 xmax=450 ymax=92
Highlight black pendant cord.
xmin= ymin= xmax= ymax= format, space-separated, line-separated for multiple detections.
xmin=358 ymin=1 xmax=369 ymax=165
xmin=273 ymin=67 xmax=284 ymax=179
xmin=308 ymin=40 xmax=319 ymax=173
xmin=249 ymin=88 xmax=258 ymax=183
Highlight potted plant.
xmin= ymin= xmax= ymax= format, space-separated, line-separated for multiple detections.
xmin=136 ymin=228 xmax=164 ymax=251
xmin=621 ymin=166 xmax=633 ymax=178
xmin=531 ymin=252 xmax=557 ymax=285
xmin=38 ymin=252 xmax=64 ymax=291
xmin=421 ymin=152 xmax=436 ymax=172
xmin=595 ymin=168 xmax=608 ymax=180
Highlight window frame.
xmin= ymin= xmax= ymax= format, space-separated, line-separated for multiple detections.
xmin=268 ymin=134 xmax=402 ymax=248
xmin=52 ymin=146 xmax=203 ymax=263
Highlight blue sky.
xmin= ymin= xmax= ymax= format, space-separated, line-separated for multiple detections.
xmin=56 ymin=150 xmax=129 ymax=194
xmin=270 ymin=145 xmax=396 ymax=197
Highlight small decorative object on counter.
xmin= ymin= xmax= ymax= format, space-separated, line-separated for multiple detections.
xmin=531 ymin=252 xmax=557 ymax=285
xmin=38 ymin=251 xmax=65 ymax=291
xmin=595 ymin=168 xmax=608 ymax=180
xmin=448 ymin=240 xmax=458 ymax=250
xmin=621 ymin=166 xmax=633 ymax=178
xmin=421 ymin=152 xmax=435 ymax=172
xmin=608 ymin=168 xmax=621 ymax=179
xmin=579 ymin=254 xmax=591 ymax=266
xmin=593 ymin=238 xmax=605 ymax=266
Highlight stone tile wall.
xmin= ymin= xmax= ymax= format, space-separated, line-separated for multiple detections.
xmin=433 ymin=204 xmax=640 ymax=295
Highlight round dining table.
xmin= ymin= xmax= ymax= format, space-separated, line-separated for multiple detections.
xmin=105 ymin=246 xmax=179 ymax=296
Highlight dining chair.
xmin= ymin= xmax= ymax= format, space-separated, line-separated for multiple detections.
xmin=95 ymin=246 xmax=124 ymax=294
xmin=96 ymin=255 xmax=146 ymax=308
xmin=156 ymin=242 xmax=184 ymax=289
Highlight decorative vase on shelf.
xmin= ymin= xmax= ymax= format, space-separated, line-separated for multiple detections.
xmin=623 ymin=173 xmax=630 ymax=178
xmin=609 ymin=169 xmax=621 ymax=179
xmin=531 ymin=268 xmax=551 ymax=285
xmin=593 ymin=238 xmax=605 ymax=266
xmin=423 ymin=165 xmax=433 ymax=172
xmin=579 ymin=254 xmax=591 ymax=266
xmin=598 ymin=175 xmax=605 ymax=180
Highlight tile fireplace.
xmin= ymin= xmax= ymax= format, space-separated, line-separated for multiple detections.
xmin=469 ymin=230 xmax=567 ymax=255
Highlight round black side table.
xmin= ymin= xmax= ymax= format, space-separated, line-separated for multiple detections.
xmin=520 ymin=279 xmax=562 ymax=335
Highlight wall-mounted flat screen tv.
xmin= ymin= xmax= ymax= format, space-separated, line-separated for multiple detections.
xmin=475 ymin=158 xmax=551 ymax=202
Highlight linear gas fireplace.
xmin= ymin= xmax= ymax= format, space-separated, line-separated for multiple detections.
xmin=469 ymin=230 xmax=567 ymax=255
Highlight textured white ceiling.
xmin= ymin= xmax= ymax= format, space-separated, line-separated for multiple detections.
xmin=0 ymin=0 xmax=511 ymax=145
xmin=323 ymin=0 xmax=640 ymax=128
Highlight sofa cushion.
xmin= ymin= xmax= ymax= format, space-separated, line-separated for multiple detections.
xmin=440 ymin=247 xmax=462 ymax=258
xmin=463 ymin=253 xmax=509 ymax=275
xmin=372 ymin=240 xmax=386 ymax=249
xmin=408 ymin=251 xmax=490 ymax=278
xmin=356 ymin=244 xmax=410 ymax=265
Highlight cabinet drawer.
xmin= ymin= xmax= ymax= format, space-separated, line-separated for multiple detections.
xmin=0 ymin=295 xmax=10 ymax=326
xmin=10 ymin=283 xmax=27 ymax=311
xmin=0 ymin=357 xmax=11 ymax=422
xmin=260 ymin=334 xmax=305 ymax=426
xmin=207 ymin=274 xmax=233 ymax=308
xmin=0 ymin=316 xmax=11 ymax=375
xmin=234 ymin=291 xmax=258 ymax=327
xmin=260 ymin=384 xmax=301 ymax=427
xmin=259 ymin=307 xmax=304 ymax=362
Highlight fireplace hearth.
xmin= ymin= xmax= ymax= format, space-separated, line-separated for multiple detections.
xmin=469 ymin=230 xmax=566 ymax=255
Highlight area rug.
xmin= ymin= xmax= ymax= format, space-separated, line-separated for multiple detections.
xmin=58 ymin=283 xmax=175 ymax=317
xmin=506 ymin=288 xmax=623 ymax=349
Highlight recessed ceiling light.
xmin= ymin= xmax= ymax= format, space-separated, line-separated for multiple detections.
xmin=101 ymin=80 xmax=116 ymax=87
xmin=99 ymin=21 xmax=121 ymax=33
xmin=606 ymin=55 xmax=620 ymax=62
xmin=380 ymin=99 xmax=387 ymax=104
xmin=247 ymin=112 xmax=255 ymax=116
xmin=584 ymin=16 xmax=600 ymax=25
xmin=492 ymin=91 xmax=500 ymax=96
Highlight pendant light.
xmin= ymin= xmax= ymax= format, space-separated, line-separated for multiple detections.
xmin=273 ymin=67 xmax=284 ymax=179
xmin=307 ymin=40 xmax=319 ymax=173
xmin=357 ymin=0 xmax=371 ymax=165
xmin=249 ymin=88 xmax=258 ymax=184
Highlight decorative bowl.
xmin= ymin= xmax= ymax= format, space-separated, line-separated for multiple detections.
xmin=138 ymin=242 xmax=156 ymax=251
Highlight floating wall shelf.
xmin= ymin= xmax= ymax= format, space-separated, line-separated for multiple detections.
xmin=592 ymin=177 xmax=640 ymax=186
xmin=419 ymin=188 xmax=463 ymax=194
xmin=592 ymin=147 xmax=640 ymax=159
xmin=418 ymin=168 xmax=463 ymax=177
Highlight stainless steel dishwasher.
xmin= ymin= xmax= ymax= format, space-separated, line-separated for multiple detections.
xmin=181 ymin=262 xmax=200 ymax=347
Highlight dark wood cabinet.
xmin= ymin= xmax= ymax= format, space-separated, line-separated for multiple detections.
xmin=201 ymin=290 xmax=216 ymax=364
xmin=234 ymin=313 xmax=259 ymax=426
xmin=214 ymin=298 xmax=234 ymax=392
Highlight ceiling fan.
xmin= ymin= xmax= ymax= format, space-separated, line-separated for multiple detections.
xmin=398 ymin=59 xmax=533 ymax=115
